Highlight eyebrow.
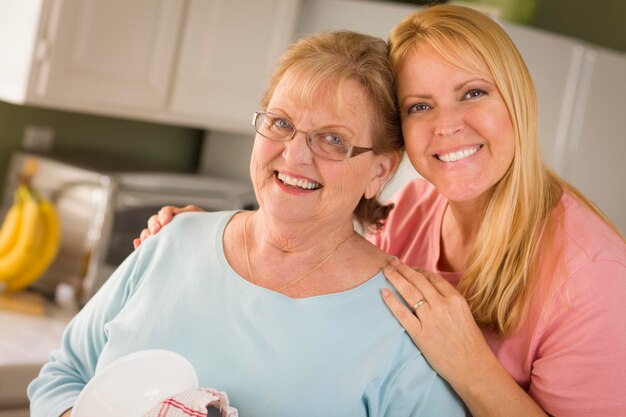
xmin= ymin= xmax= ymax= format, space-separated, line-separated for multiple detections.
xmin=454 ymin=77 xmax=493 ymax=92
xmin=400 ymin=77 xmax=494 ymax=105
xmin=266 ymin=109 xmax=356 ymax=136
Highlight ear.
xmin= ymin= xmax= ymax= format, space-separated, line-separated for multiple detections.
xmin=364 ymin=152 xmax=400 ymax=200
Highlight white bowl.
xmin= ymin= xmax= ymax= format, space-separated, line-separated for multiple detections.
xmin=73 ymin=349 xmax=198 ymax=417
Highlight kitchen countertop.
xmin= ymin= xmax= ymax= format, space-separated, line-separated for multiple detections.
xmin=0 ymin=302 xmax=76 ymax=410
xmin=0 ymin=305 xmax=75 ymax=365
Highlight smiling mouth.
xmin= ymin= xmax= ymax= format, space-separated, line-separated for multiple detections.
xmin=276 ymin=172 xmax=321 ymax=190
xmin=435 ymin=145 xmax=483 ymax=162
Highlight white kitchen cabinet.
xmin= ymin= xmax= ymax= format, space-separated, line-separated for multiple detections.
xmin=0 ymin=0 xmax=184 ymax=113
xmin=0 ymin=0 xmax=42 ymax=103
xmin=564 ymin=47 xmax=626 ymax=233
xmin=170 ymin=0 xmax=301 ymax=133
xmin=503 ymin=24 xmax=587 ymax=173
xmin=0 ymin=0 xmax=301 ymax=133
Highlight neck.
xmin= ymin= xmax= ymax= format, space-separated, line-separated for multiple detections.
xmin=439 ymin=196 xmax=490 ymax=272
xmin=445 ymin=201 xmax=486 ymax=246
xmin=251 ymin=210 xmax=356 ymax=256
xmin=244 ymin=210 xmax=357 ymax=292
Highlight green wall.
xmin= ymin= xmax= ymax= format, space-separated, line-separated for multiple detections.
xmin=532 ymin=0 xmax=626 ymax=52
xmin=397 ymin=0 xmax=626 ymax=53
xmin=0 ymin=101 xmax=203 ymax=194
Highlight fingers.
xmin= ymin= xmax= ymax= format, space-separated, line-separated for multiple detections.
xmin=179 ymin=204 xmax=203 ymax=213
xmin=381 ymin=288 xmax=423 ymax=333
xmin=157 ymin=206 xmax=176 ymax=226
xmin=384 ymin=259 xmax=442 ymax=308
xmin=134 ymin=205 xmax=202 ymax=249
xmin=384 ymin=263 xmax=428 ymax=310
xmin=158 ymin=205 xmax=202 ymax=224
xmin=139 ymin=228 xmax=150 ymax=241
xmin=147 ymin=214 xmax=162 ymax=234
xmin=415 ymin=267 xmax=458 ymax=297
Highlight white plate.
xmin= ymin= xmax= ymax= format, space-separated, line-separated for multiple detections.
xmin=73 ymin=349 xmax=198 ymax=417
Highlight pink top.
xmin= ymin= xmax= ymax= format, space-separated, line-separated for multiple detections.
xmin=370 ymin=179 xmax=626 ymax=416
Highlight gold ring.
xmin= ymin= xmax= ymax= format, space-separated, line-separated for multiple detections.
xmin=412 ymin=298 xmax=426 ymax=313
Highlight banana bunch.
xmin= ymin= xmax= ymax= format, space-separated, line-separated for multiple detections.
xmin=0 ymin=183 xmax=61 ymax=292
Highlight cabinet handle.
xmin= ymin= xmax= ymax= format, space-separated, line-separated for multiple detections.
xmin=35 ymin=38 xmax=51 ymax=64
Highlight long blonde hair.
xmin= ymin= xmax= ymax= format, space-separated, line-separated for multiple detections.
xmin=389 ymin=5 xmax=622 ymax=335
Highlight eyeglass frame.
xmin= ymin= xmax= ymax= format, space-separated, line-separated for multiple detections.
xmin=251 ymin=111 xmax=374 ymax=161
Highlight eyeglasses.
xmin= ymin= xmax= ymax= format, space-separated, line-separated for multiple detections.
xmin=252 ymin=111 xmax=373 ymax=161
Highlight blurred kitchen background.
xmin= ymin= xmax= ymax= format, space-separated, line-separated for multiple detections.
xmin=1 ymin=0 xmax=625 ymax=224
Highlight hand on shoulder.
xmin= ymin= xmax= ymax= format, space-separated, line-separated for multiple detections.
xmin=133 ymin=205 xmax=204 ymax=249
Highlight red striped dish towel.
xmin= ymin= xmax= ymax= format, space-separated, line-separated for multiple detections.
xmin=143 ymin=388 xmax=238 ymax=417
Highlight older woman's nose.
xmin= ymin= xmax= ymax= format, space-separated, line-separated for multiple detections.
xmin=283 ymin=131 xmax=314 ymax=164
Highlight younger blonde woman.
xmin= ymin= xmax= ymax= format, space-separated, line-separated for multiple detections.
xmin=379 ymin=4 xmax=626 ymax=417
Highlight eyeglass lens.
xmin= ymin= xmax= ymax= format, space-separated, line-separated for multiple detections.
xmin=254 ymin=112 xmax=352 ymax=161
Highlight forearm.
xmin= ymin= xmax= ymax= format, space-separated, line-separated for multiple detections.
xmin=452 ymin=353 xmax=548 ymax=417
xmin=60 ymin=410 xmax=72 ymax=417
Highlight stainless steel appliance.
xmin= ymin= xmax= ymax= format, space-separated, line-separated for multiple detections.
xmin=1 ymin=150 xmax=257 ymax=305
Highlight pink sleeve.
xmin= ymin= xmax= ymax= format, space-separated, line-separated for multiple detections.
xmin=530 ymin=259 xmax=626 ymax=417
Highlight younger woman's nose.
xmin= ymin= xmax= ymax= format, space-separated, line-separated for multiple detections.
xmin=435 ymin=108 xmax=464 ymax=137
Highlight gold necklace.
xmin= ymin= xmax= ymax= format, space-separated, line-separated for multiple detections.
xmin=243 ymin=213 xmax=354 ymax=293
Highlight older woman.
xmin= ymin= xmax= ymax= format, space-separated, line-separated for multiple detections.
xmin=138 ymin=5 xmax=626 ymax=417
xmin=28 ymin=31 xmax=466 ymax=417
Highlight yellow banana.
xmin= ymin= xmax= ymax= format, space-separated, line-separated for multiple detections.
xmin=0 ymin=186 xmax=43 ymax=283
xmin=0 ymin=188 xmax=24 ymax=257
xmin=5 ymin=198 xmax=61 ymax=292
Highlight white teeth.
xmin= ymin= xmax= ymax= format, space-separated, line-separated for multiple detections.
xmin=437 ymin=145 xmax=480 ymax=162
xmin=277 ymin=172 xmax=321 ymax=190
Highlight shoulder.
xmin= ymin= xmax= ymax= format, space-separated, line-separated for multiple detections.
xmin=528 ymin=254 xmax=626 ymax=414
xmin=387 ymin=178 xmax=441 ymax=209
xmin=369 ymin=179 xmax=444 ymax=255
xmin=384 ymin=178 xmax=443 ymax=227
xmin=524 ymin=195 xmax=626 ymax=414
xmin=130 ymin=210 xmax=236 ymax=280
xmin=539 ymin=191 xmax=626 ymax=317
xmin=164 ymin=210 xmax=234 ymax=233
xmin=552 ymin=191 xmax=626 ymax=273
xmin=376 ymin=178 xmax=439 ymax=228
xmin=146 ymin=210 xmax=235 ymax=248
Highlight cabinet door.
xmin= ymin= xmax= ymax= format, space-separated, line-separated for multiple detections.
xmin=503 ymin=23 xmax=587 ymax=175
xmin=0 ymin=0 xmax=44 ymax=103
xmin=565 ymin=48 xmax=626 ymax=234
xmin=29 ymin=0 xmax=185 ymax=112
xmin=169 ymin=0 xmax=301 ymax=134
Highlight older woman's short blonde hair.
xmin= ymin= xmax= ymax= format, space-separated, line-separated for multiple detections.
xmin=261 ymin=30 xmax=403 ymax=230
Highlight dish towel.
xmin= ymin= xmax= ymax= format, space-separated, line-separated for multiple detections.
xmin=143 ymin=387 xmax=238 ymax=417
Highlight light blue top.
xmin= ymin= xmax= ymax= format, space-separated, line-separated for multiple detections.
xmin=29 ymin=211 xmax=466 ymax=417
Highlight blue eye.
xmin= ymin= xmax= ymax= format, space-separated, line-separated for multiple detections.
xmin=266 ymin=116 xmax=294 ymax=135
xmin=407 ymin=103 xmax=431 ymax=114
xmin=320 ymin=133 xmax=345 ymax=147
xmin=273 ymin=118 xmax=293 ymax=130
xmin=463 ymin=89 xmax=487 ymax=100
